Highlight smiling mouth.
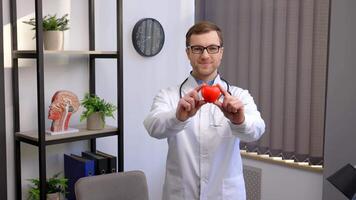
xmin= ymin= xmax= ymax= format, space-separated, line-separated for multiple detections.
xmin=200 ymin=63 xmax=212 ymax=68
xmin=200 ymin=62 xmax=211 ymax=65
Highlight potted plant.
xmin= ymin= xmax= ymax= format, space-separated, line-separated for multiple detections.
xmin=27 ymin=172 xmax=68 ymax=200
xmin=23 ymin=14 xmax=69 ymax=50
xmin=80 ymin=93 xmax=117 ymax=130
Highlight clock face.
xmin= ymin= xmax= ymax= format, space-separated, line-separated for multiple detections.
xmin=132 ymin=18 xmax=165 ymax=57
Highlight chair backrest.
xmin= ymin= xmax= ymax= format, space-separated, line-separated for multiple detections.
xmin=75 ymin=170 xmax=149 ymax=200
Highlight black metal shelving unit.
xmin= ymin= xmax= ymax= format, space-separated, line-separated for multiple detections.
xmin=10 ymin=0 xmax=123 ymax=200
xmin=0 ymin=0 xmax=8 ymax=199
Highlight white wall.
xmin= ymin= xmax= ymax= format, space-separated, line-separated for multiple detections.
xmin=4 ymin=0 xmax=194 ymax=200
xmin=243 ymin=158 xmax=323 ymax=200
xmin=95 ymin=1 xmax=194 ymax=200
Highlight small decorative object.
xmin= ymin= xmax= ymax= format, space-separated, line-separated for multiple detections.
xmin=27 ymin=172 xmax=68 ymax=200
xmin=47 ymin=90 xmax=80 ymax=135
xmin=23 ymin=14 xmax=69 ymax=50
xmin=80 ymin=93 xmax=117 ymax=130
xmin=201 ymin=85 xmax=221 ymax=103
xmin=132 ymin=18 xmax=165 ymax=57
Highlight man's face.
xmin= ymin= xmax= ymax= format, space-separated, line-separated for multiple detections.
xmin=186 ymin=31 xmax=223 ymax=81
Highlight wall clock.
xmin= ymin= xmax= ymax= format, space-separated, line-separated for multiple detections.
xmin=132 ymin=18 xmax=165 ymax=57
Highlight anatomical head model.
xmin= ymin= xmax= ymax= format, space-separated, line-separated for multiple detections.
xmin=48 ymin=90 xmax=80 ymax=132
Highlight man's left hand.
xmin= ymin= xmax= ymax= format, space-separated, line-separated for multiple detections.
xmin=214 ymin=84 xmax=245 ymax=125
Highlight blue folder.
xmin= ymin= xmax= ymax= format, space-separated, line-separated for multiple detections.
xmin=82 ymin=151 xmax=108 ymax=175
xmin=64 ymin=154 xmax=95 ymax=200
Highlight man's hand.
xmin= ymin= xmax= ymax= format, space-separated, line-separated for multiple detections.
xmin=214 ymin=84 xmax=245 ymax=125
xmin=176 ymin=85 xmax=206 ymax=122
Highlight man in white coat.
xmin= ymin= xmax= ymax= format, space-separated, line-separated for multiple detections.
xmin=144 ymin=21 xmax=265 ymax=200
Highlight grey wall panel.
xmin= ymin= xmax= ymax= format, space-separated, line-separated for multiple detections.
xmin=0 ymin=0 xmax=8 ymax=198
xmin=323 ymin=0 xmax=356 ymax=199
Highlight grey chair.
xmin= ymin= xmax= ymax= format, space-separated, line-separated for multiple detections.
xmin=75 ymin=170 xmax=149 ymax=200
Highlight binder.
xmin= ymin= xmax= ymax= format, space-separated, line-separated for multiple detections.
xmin=96 ymin=150 xmax=117 ymax=173
xmin=81 ymin=151 xmax=108 ymax=175
xmin=64 ymin=154 xmax=95 ymax=200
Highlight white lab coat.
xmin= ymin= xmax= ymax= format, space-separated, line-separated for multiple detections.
xmin=144 ymin=75 xmax=265 ymax=200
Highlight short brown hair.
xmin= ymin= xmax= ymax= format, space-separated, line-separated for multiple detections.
xmin=185 ymin=21 xmax=223 ymax=47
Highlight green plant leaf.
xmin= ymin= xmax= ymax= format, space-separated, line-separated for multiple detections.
xmin=80 ymin=93 xmax=117 ymax=121
xmin=27 ymin=172 xmax=68 ymax=200
xmin=22 ymin=13 xmax=70 ymax=33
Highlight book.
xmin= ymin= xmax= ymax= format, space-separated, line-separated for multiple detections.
xmin=96 ymin=150 xmax=117 ymax=173
xmin=64 ymin=154 xmax=95 ymax=200
xmin=81 ymin=151 xmax=108 ymax=175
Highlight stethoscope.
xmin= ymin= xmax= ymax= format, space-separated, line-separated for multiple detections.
xmin=179 ymin=73 xmax=231 ymax=98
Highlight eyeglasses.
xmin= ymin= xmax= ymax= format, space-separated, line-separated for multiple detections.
xmin=187 ymin=45 xmax=222 ymax=54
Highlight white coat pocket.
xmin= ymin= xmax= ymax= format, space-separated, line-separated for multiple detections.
xmin=222 ymin=175 xmax=246 ymax=200
xmin=210 ymin=107 xmax=232 ymax=138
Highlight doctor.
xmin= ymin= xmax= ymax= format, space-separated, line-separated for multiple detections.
xmin=144 ymin=21 xmax=265 ymax=200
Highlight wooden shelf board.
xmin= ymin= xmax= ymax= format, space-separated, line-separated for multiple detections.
xmin=16 ymin=125 xmax=118 ymax=145
xmin=13 ymin=50 xmax=118 ymax=58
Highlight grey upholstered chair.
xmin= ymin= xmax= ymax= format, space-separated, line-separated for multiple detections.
xmin=75 ymin=170 xmax=149 ymax=200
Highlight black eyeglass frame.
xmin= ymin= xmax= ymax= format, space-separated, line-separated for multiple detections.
xmin=187 ymin=45 xmax=222 ymax=54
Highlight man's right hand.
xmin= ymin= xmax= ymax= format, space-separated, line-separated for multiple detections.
xmin=176 ymin=85 xmax=206 ymax=122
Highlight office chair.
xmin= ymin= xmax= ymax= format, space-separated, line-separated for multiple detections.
xmin=75 ymin=170 xmax=149 ymax=200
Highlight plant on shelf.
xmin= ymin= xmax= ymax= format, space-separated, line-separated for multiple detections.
xmin=23 ymin=14 xmax=69 ymax=50
xmin=23 ymin=14 xmax=69 ymax=31
xmin=80 ymin=93 xmax=117 ymax=130
xmin=27 ymin=172 xmax=68 ymax=200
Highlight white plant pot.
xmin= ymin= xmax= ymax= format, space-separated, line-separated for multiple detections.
xmin=47 ymin=192 xmax=60 ymax=200
xmin=43 ymin=31 xmax=64 ymax=50
xmin=87 ymin=112 xmax=105 ymax=130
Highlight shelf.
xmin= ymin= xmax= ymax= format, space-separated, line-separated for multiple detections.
xmin=13 ymin=50 xmax=118 ymax=59
xmin=11 ymin=0 xmax=123 ymax=199
xmin=15 ymin=125 xmax=118 ymax=146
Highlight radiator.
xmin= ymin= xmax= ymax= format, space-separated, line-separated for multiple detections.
xmin=243 ymin=165 xmax=262 ymax=200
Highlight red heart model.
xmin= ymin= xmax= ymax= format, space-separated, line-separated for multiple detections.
xmin=201 ymin=85 xmax=221 ymax=103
